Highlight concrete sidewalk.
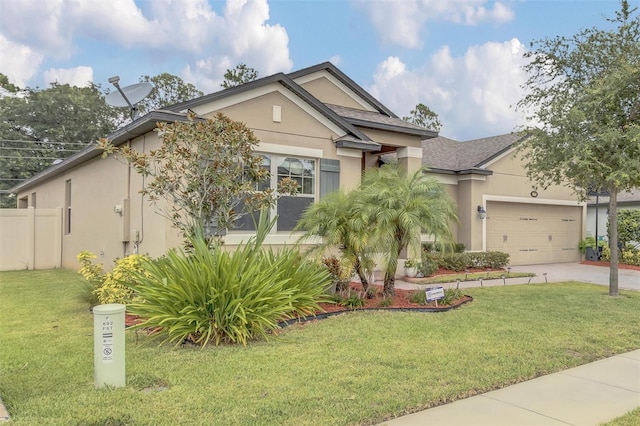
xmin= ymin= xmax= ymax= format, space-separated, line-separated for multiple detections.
xmin=379 ymin=350 xmax=640 ymax=426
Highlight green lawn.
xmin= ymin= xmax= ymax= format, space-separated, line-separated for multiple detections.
xmin=1 ymin=269 xmax=639 ymax=425
xmin=604 ymin=408 xmax=640 ymax=426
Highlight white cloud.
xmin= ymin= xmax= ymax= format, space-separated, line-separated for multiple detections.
xmin=0 ymin=0 xmax=292 ymax=91
xmin=179 ymin=0 xmax=293 ymax=92
xmin=0 ymin=34 xmax=43 ymax=88
xmin=369 ymin=39 xmax=529 ymax=140
xmin=355 ymin=0 xmax=514 ymax=49
xmin=44 ymin=66 xmax=94 ymax=87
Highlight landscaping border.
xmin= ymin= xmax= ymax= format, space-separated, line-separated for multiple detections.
xmin=279 ymin=295 xmax=473 ymax=327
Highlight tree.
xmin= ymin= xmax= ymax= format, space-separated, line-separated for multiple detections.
xmin=0 ymin=73 xmax=20 ymax=93
xmin=360 ymin=165 xmax=456 ymax=296
xmin=98 ymin=112 xmax=297 ymax=239
xmin=296 ymin=190 xmax=376 ymax=293
xmin=221 ymin=64 xmax=259 ymax=88
xmin=403 ymin=103 xmax=442 ymax=132
xmin=0 ymin=82 xmax=123 ymax=207
xmin=138 ymin=73 xmax=203 ymax=112
xmin=516 ymin=0 xmax=640 ymax=296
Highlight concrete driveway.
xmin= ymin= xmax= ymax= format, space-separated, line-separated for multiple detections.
xmin=510 ymin=262 xmax=640 ymax=291
xmin=395 ymin=262 xmax=640 ymax=291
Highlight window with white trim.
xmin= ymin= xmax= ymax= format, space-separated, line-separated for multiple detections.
xmin=235 ymin=154 xmax=316 ymax=232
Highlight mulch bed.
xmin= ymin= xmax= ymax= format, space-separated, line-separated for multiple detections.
xmin=580 ymin=260 xmax=640 ymax=271
xmin=317 ymin=282 xmax=470 ymax=313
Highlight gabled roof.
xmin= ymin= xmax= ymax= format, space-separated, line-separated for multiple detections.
xmin=423 ymin=133 xmax=527 ymax=174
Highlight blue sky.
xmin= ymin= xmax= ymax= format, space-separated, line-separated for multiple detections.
xmin=0 ymin=0 xmax=632 ymax=140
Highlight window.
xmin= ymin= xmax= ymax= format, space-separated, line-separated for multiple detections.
xmin=64 ymin=180 xmax=71 ymax=234
xmin=18 ymin=196 xmax=28 ymax=208
xmin=30 ymin=192 xmax=36 ymax=208
xmin=235 ymin=154 xmax=316 ymax=232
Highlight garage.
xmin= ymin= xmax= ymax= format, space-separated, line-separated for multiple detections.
xmin=486 ymin=202 xmax=583 ymax=265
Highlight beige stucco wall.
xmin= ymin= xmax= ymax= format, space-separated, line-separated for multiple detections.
xmin=298 ymin=77 xmax=365 ymax=110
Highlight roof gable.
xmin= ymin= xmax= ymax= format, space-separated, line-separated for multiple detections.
xmin=288 ymin=62 xmax=397 ymax=117
xmin=423 ymin=133 xmax=527 ymax=173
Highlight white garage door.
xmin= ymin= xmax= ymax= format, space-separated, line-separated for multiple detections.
xmin=486 ymin=202 xmax=582 ymax=265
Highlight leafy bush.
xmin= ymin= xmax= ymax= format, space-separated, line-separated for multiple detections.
xmin=322 ymin=255 xmax=353 ymax=292
xmin=77 ymin=251 xmax=104 ymax=305
xmin=404 ymin=258 xmax=419 ymax=268
xmin=127 ymin=213 xmax=332 ymax=347
xmin=409 ymin=288 xmax=463 ymax=306
xmin=439 ymin=253 xmax=471 ymax=272
xmin=339 ymin=290 xmax=365 ymax=308
xmin=409 ymin=290 xmax=426 ymax=304
xmin=418 ymin=257 xmax=439 ymax=277
xmin=421 ymin=251 xmax=509 ymax=272
xmin=77 ymin=251 xmax=149 ymax=305
xmin=95 ymin=254 xmax=149 ymax=304
xmin=439 ymin=288 xmax=463 ymax=306
xmin=611 ymin=209 xmax=640 ymax=249
xmin=378 ymin=297 xmax=392 ymax=307
xmin=621 ymin=247 xmax=640 ymax=266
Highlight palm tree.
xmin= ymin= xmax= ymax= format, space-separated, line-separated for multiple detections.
xmin=357 ymin=165 xmax=457 ymax=296
xmin=296 ymin=190 xmax=375 ymax=293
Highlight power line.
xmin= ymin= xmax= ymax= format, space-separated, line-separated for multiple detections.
xmin=0 ymin=155 xmax=66 ymax=160
xmin=0 ymin=139 xmax=90 ymax=146
xmin=0 ymin=146 xmax=81 ymax=153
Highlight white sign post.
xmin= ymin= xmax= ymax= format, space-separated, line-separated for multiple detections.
xmin=426 ymin=287 xmax=445 ymax=307
xmin=93 ymin=304 xmax=126 ymax=388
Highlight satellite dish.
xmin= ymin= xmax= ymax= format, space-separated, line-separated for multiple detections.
xmin=105 ymin=76 xmax=153 ymax=120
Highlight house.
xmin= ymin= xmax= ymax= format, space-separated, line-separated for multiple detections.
xmin=9 ymin=62 xmax=432 ymax=270
xmin=586 ymin=188 xmax=640 ymax=242
xmin=421 ymin=133 xmax=585 ymax=265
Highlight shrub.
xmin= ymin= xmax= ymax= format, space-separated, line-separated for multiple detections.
xmin=421 ymin=251 xmax=509 ymax=272
xmin=127 ymin=213 xmax=332 ymax=347
xmin=77 ymin=251 xmax=149 ymax=305
xmin=77 ymin=251 xmax=103 ymax=305
xmin=439 ymin=288 xmax=463 ymax=306
xmin=339 ymin=290 xmax=365 ymax=308
xmin=621 ymin=247 xmax=640 ymax=266
xmin=322 ymin=255 xmax=353 ymax=292
xmin=404 ymin=258 xmax=419 ymax=268
xmin=409 ymin=288 xmax=463 ymax=306
xmin=418 ymin=258 xmax=439 ymax=277
xmin=439 ymin=253 xmax=471 ymax=272
xmin=379 ymin=297 xmax=392 ymax=307
xmin=409 ymin=290 xmax=426 ymax=304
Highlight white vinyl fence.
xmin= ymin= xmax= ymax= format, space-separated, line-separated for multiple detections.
xmin=0 ymin=207 xmax=62 ymax=271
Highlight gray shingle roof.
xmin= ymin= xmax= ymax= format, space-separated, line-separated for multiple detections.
xmin=325 ymin=104 xmax=437 ymax=138
xmin=423 ymin=133 xmax=527 ymax=172
xmin=587 ymin=188 xmax=640 ymax=205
